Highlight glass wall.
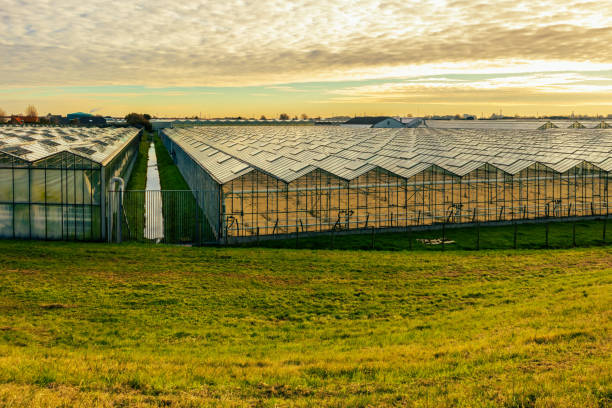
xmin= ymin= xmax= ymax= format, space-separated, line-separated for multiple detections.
xmin=0 ymin=133 xmax=140 ymax=241
xmin=0 ymin=151 xmax=102 ymax=240
xmin=220 ymin=164 xmax=610 ymax=238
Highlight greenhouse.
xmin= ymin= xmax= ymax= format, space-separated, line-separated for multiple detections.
xmin=161 ymin=126 xmax=612 ymax=241
xmin=0 ymin=127 xmax=141 ymax=240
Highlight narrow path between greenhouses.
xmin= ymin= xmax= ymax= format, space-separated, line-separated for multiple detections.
xmin=144 ymin=143 xmax=164 ymax=241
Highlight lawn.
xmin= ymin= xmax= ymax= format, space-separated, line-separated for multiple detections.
xmin=153 ymin=134 xmax=191 ymax=191
xmin=125 ymin=132 xmax=151 ymax=190
xmin=0 ymin=242 xmax=610 ymax=407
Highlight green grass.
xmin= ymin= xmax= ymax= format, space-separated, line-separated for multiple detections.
xmin=153 ymin=134 xmax=191 ymax=191
xmin=244 ymin=218 xmax=610 ymax=251
xmin=125 ymin=132 xmax=151 ymax=190
xmin=121 ymin=132 xmax=151 ymax=240
xmin=0 ymin=241 xmax=610 ymax=407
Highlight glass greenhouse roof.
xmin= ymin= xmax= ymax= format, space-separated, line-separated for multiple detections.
xmin=424 ymin=120 xmax=607 ymax=129
xmin=0 ymin=127 xmax=140 ymax=165
xmin=163 ymin=127 xmax=612 ymax=184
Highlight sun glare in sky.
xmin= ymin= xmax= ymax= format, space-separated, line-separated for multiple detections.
xmin=1 ymin=0 xmax=611 ymax=117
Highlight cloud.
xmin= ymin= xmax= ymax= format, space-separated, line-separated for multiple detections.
xmin=1 ymin=0 xmax=612 ymax=87
xmin=322 ymin=72 xmax=612 ymax=105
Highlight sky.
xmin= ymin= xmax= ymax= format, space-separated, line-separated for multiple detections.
xmin=1 ymin=0 xmax=612 ymax=118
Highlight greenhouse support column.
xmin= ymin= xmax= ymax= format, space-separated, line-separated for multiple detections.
xmin=218 ymin=184 xmax=224 ymax=243
xmin=100 ymin=167 xmax=106 ymax=240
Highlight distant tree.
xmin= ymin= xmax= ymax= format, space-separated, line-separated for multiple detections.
xmin=143 ymin=114 xmax=151 ymax=121
xmin=279 ymin=113 xmax=289 ymax=120
xmin=38 ymin=117 xmax=50 ymax=125
xmin=260 ymin=115 xmax=267 ymax=120
xmin=125 ymin=113 xmax=152 ymax=131
xmin=300 ymin=113 xmax=308 ymax=120
xmin=25 ymin=105 xmax=38 ymax=119
xmin=0 ymin=107 xmax=6 ymax=123
xmin=70 ymin=118 xmax=79 ymax=126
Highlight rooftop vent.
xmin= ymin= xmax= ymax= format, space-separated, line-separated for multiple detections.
xmin=40 ymin=140 xmax=60 ymax=147
xmin=73 ymin=146 xmax=97 ymax=156
xmin=2 ymin=146 xmax=32 ymax=157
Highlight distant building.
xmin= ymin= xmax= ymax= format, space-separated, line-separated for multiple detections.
xmin=151 ymin=120 xmax=174 ymax=130
xmin=66 ymin=112 xmax=106 ymax=126
xmin=342 ymin=116 xmax=405 ymax=128
xmin=67 ymin=112 xmax=93 ymax=120
xmin=397 ymin=117 xmax=424 ymax=128
xmin=78 ymin=116 xmax=106 ymax=126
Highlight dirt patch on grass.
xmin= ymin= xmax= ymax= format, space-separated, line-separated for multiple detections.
xmin=39 ymin=303 xmax=75 ymax=310
xmin=529 ymin=330 xmax=597 ymax=345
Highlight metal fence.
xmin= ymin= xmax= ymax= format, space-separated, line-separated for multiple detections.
xmin=107 ymin=190 xmax=216 ymax=245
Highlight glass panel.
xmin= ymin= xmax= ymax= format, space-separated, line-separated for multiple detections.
xmin=31 ymin=170 xmax=46 ymax=203
xmin=91 ymin=206 xmax=101 ymax=240
xmin=14 ymin=204 xmax=30 ymax=239
xmin=74 ymin=171 xmax=84 ymax=204
xmin=63 ymin=205 xmax=77 ymax=239
xmin=83 ymin=170 xmax=93 ymax=205
xmin=91 ymin=170 xmax=101 ymax=205
xmin=0 ymin=169 xmax=12 ymax=202
xmin=72 ymin=206 xmax=84 ymax=240
xmin=46 ymin=170 xmax=62 ymax=204
xmin=30 ymin=205 xmax=46 ymax=239
xmin=65 ymin=170 xmax=75 ymax=204
xmin=79 ymin=205 xmax=91 ymax=240
xmin=14 ymin=169 xmax=29 ymax=203
xmin=46 ymin=205 xmax=63 ymax=240
xmin=0 ymin=204 xmax=12 ymax=238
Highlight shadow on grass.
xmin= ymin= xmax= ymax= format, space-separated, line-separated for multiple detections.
xmin=237 ymin=218 xmax=610 ymax=251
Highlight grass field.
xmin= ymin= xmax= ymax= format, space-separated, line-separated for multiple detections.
xmin=125 ymin=133 xmax=151 ymax=190
xmin=0 ymin=242 xmax=610 ymax=407
xmin=153 ymin=134 xmax=191 ymax=191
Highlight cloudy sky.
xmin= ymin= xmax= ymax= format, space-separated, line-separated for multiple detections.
xmin=1 ymin=0 xmax=612 ymax=117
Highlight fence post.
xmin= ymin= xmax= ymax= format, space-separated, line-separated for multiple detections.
xmin=110 ymin=177 xmax=124 ymax=244
xmin=117 ymin=190 xmax=122 ymax=243
xmin=604 ymin=214 xmax=608 ymax=245
xmin=195 ymin=196 xmax=200 ymax=246
xmin=296 ymin=223 xmax=299 ymax=249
